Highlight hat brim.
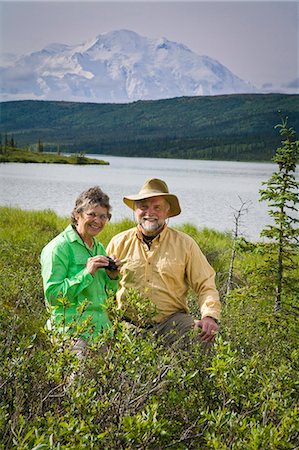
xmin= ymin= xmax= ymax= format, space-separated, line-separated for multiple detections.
xmin=123 ymin=192 xmax=181 ymax=218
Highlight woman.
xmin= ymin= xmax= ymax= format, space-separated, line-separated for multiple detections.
xmin=40 ymin=186 xmax=120 ymax=344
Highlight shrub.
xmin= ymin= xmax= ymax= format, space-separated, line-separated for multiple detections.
xmin=1 ymin=207 xmax=298 ymax=449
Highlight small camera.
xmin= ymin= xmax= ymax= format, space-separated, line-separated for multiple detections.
xmin=106 ymin=256 xmax=118 ymax=271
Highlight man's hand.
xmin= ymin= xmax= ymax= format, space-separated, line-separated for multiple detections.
xmin=194 ymin=316 xmax=219 ymax=343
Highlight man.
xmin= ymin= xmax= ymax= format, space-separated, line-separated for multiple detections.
xmin=107 ymin=178 xmax=221 ymax=346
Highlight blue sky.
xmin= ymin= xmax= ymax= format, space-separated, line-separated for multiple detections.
xmin=0 ymin=0 xmax=298 ymax=90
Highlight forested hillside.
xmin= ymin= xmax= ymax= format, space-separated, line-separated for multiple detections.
xmin=1 ymin=94 xmax=298 ymax=161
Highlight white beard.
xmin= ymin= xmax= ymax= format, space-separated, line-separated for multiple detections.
xmin=139 ymin=218 xmax=164 ymax=235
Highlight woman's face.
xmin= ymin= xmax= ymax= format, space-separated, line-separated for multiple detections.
xmin=75 ymin=204 xmax=110 ymax=242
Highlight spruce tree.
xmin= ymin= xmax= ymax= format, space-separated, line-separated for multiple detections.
xmin=259 ymin=116 xmax=299 ymax=313
xmin=38 ymin=139 xmax=44 ymax=153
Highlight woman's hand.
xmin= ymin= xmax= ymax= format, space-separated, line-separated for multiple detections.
xmin=86 ymin=255 xmax=121 ymax=278
xmin=104 ymin=255 xmax=122 ymax=279
xmin=86 ymin=255 xmax=113 ymax=276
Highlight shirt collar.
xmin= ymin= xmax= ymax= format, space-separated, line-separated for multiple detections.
xmin=65 ymin=224 xmax=97 ymax=247
xmin=136 ymin=224 xmax=168 ymax=243
xmin=65 ymin=224 xmax=80 ymax=243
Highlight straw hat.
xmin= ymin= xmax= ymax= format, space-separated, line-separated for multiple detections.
xmin=123 ymin=178 xmax=181 ymax=218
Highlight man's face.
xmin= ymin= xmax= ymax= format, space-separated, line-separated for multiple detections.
xmin=135 ymin=196 xmax=170 ymax=236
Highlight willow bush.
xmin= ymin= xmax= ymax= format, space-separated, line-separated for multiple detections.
xmin=0 ymin=206 xmax=298 ymax=449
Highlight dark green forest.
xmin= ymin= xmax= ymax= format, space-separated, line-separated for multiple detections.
xmin=1 ymin=94 xmax=298 ymax=161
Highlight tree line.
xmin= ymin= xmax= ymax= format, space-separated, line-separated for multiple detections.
xmin=1 ymin=94 xmax=298 ymax=161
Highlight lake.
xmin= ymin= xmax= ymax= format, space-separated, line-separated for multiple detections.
xmin=0 ymin=155 xmax=293 ymax=241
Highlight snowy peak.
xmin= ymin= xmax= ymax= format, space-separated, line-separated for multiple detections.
xmin=0 ymin=29 xmax=257 ymax=103
xmin=39 ymin=43 xmax=71 ymax=55
xmin=95 ymin=29 xmax=146 ymax=51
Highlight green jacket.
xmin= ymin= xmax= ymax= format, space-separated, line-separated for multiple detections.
xmin=40 ymin=224 xmax=118 ymax=339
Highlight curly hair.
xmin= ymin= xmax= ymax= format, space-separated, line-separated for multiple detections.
xmin=71 ymin=186 xmax=112 ymax=225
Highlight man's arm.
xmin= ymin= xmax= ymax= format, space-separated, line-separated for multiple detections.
xmin=186 ymin=238 xmax=221 ymax=342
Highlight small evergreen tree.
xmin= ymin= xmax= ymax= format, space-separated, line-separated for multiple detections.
xmin=10 ymin=135 xmax=15 ymax=148
xmin=4 ymin=132 xmax=8 ymax=149
xmin=38 ymin=139 xmax=44 ymax=153
xmin=259 ymin=116 xmax=299 ymax=313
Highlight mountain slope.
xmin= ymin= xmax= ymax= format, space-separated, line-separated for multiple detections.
xmin=1 ymin=94 xmax=298 ymax=161
xmin=0 ymin=29 xmax=256 ymax=103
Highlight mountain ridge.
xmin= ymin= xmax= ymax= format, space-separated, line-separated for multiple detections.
xmin=0 ymin=29 xmax=257 ymax=103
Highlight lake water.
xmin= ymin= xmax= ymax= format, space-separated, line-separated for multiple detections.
xmin=0 ymin=155 xmax=294 ymax=241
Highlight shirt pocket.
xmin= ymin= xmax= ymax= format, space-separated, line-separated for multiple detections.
xmin=68 ymin=254 xmax=88 ymax=277
xmin=156 ymin=258 xmax=186 ymax=284
xmin=120 ymin=258 xmax=142 ymax=283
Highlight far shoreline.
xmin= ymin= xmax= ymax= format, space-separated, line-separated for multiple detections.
xmin=0 ymin=148 xmax=109 ymax=165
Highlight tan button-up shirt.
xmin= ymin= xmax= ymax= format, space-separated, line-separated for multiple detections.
xmin=107 ymin=225 xmax=221 ymax=323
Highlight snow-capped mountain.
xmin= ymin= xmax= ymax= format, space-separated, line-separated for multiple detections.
xmin=0 ymin=29 xmax=258 ymax=103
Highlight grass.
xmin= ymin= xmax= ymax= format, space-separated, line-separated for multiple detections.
xmin=0 ymin=147 xmax=109 ymax=165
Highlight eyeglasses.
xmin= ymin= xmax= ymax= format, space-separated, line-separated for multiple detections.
xmin=84 ymin=212 xmax=111 ymax=222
